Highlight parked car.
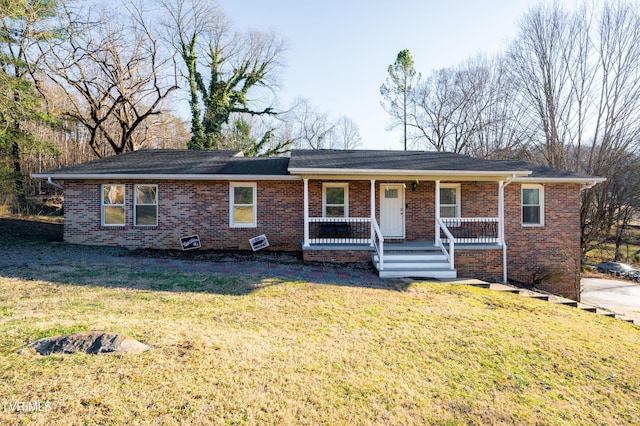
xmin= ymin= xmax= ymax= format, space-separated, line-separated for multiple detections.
xmin=595 ymin=261 xmax=635 ymax=277
xmin=626 ymin=269 xmax=640 ymax=282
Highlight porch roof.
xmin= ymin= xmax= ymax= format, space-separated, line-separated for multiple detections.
xmin=288 ymin=150 xmax=604 ymax=183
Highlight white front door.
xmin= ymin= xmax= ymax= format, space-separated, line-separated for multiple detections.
xmin=380 ymin=184 xmax=405 ymax=238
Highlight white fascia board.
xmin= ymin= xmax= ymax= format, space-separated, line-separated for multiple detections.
xmin=31 ymin=173 xmax=301 ymax=181
xmin=287 ymin=168 xmax=532 ymax=178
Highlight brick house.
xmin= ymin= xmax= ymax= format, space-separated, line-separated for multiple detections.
xmin=33 ymin=149 xmax=604 ymax=299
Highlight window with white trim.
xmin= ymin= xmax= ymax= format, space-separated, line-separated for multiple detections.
xmin=522 ymin=184 xmax=544 ymax=226
xmin=440 ymin=184 xmax=460 ymax=218
xmin=323 ymin=183 xmax=348 ymax=218
xmin=230 ymin=182 xmax=257 ymax=227
xmin=135 ymin=185 xmax=158 ymax=226
xmin=102 ymin=184 xmax=125 ymax=226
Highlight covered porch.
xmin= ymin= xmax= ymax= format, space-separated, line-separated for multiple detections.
xmin=301 ymin=177 xmax=515 ymax=281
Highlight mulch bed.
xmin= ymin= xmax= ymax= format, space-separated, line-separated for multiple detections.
xmin=0 ymin=216 xmax=374 ymax=271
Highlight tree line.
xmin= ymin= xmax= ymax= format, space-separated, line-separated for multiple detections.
xmin=0 ymin=0 xmax=361 ymax=212
xmin=381 ymin=2 xmax=640 ymax=260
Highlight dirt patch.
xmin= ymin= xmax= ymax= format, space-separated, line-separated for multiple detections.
xmin=0 ymin=217 xmax=63 ymax=242
xmin=130 ymin=247 xmax=375 ymax=272
xmin=0 ymin=216 xmax=375 ymax=273
xmin=131 ymin=247 xmax=304 ymax=264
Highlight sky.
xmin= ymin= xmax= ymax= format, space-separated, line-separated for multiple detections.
xmin=214 ymin=0 xmax=569 ymax=150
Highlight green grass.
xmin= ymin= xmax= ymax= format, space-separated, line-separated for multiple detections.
xmin=586 ymin=241 xmax=640 ymax=265
xmin=1 ymin=266 xmax=639 ymax=424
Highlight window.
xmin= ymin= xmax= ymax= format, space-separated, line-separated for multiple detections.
xmin=230 ymin=183 xmax=257 ymax=227
xmin=439 ymin=184 xmax=460 ymax=218
xmin=522 ymin=184 xmax=544 ymax=226
xmin=135 ymin=185 xmax=158 ymax=226
xmin=323 ymin=183 xmax=348 ymax=218
xmin=102 ymin=184 xmax=125 ymax=226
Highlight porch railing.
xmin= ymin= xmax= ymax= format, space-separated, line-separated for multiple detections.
xmin=371 ymin=218 xmax=384 ymax=270
xmin=440 ymin=217 xmax=499 ymax=244
xmin=307 ymin=217 xmax=372 ymax=245
xmin=436 ymin=218 xmax=455 ymax=269
xmin=435 ymin=217 xmax=500 ymax=270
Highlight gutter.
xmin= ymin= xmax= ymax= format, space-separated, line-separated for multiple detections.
xmin=32 ymin=173 xmax=302 ymax=182
xmin=580 ymin=179 xmax=605 ymax=191
xmin=287 ymin=167 xmax=532 ymax=178
xmin=46 ymin=177 xmax=64 ymax=190
xmin=514 ymin=177 xmax=607 ymax=185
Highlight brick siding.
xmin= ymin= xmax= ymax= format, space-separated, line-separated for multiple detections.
xmin=63 ymin=178 xmax=583 ymax=299
xmin=64 ymin=180 xmax=303 ymax=251
xmin=504 ymin=183 xmax=582 ymax=299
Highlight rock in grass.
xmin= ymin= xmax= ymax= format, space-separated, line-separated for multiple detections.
xmin=23 ymin=331 xmax=149 ymax=355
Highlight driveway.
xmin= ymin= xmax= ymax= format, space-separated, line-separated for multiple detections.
xmin=581 ymin=277 xmax=640 ymax=312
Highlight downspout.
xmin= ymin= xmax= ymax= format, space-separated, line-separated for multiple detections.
xmin=500 ymin=174 xmax=517 ymax=284
xmin=303 ymin=178 xmax=310 ymax=248
xmin=435 ymin=180 xmax=441 ymax=247
xmin=370 ymin=179 xmax=376 ymax=247
xmin=47 ymin=177 xmax=64 ymax=190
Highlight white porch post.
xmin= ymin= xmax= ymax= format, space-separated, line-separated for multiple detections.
xmin=499 ymin=181 xmax=507 ymax=283
xmin=498 ymin=181 xmax=505 ymax=246
xmin=303 ymin=178 xmax=310 ymax=248
xmin=370 ymin=179 xmax=376 ymax=246
xmin=435 ymin=179 xmax=441 ymax=247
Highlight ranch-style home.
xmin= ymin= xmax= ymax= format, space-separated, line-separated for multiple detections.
xmin=33 ymin=149 xmax=604 ymax=300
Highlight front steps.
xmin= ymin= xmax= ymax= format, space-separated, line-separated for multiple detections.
xmin=372 ymin=243 xmax=457 ymax=279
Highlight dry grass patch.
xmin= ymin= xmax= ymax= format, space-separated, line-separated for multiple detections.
xmin=1 ymin=267 xmax=639 ymax=425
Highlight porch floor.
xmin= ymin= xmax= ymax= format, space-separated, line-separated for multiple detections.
xmin=303 ymin=241 xmax=503 ymax=251
xmin=304 ymin=240 xmax=503 ymax=280
xmin=379 ymin=241 xmax=504 ymax=251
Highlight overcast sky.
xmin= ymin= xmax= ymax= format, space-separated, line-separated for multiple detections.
xmin=215 ymin=0 xmax=573 ymax=150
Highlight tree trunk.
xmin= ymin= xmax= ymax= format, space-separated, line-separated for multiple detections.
xmin=11 ymin=140 xmax=27 ymax=212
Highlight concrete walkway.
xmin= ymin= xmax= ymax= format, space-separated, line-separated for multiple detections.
xmin=581 ymin=277 xmax=640 ymax=323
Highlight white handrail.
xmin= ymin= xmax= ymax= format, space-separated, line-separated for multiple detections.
xmin=371 ymin=218 xmax=384 ymax=270
xmin=436 ymin=218 xmax=455 ymax=269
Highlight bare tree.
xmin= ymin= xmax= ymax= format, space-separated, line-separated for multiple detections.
xmin=161 ymin=0 xmax=287 ymax=152
xmin=507 ymin=2 xmax=640 ymax=252
xmin=43 ymin=2 xmax=178 ymax=158
xmin=286 ymin=98 xmax=336 ymax=150
xmin=409 ymin=67 xmax=475 ymax=153
xmin=463 ymin=56 xmax=530 ymax=159
xmin=332 ymin=116 xmax=362 ymax=149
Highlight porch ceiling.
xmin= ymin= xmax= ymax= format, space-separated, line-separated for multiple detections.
xmin=295 ymin=171 xmax=529 ymax=182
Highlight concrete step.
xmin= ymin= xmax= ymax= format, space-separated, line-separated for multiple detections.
xmin=378 ymin=267 xmax=457 ymax=279
xmin=548 ymin=296 xmax=578 ymax=307
xmin=519 ymin=290 xmax=551 ymax=301
xmin=488 ymin=283 xmax=520 ymax=293
xmin=596 ymin=309 xmax=616 ymax=317
xmin=374 ymin=252 xmax=448 ymax=262
xmin=374 ymin=260 xmax=451 ymax=269
xmin=577 ymin=303 xmax=597 ymax=313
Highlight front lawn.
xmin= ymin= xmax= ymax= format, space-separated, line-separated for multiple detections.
xmin=1 ymin=265 xmax=639 ymax=425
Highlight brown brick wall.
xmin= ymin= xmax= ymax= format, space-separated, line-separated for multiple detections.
xmin=456 ymin=248 xmax=503 ymax=282
xmin=504 ymin=183 xmax=582 ymax=299
xmin=63 ymin=178 xmax=583 ymax=299
xmin=64 ymin=180 xmax=303 ymax=251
